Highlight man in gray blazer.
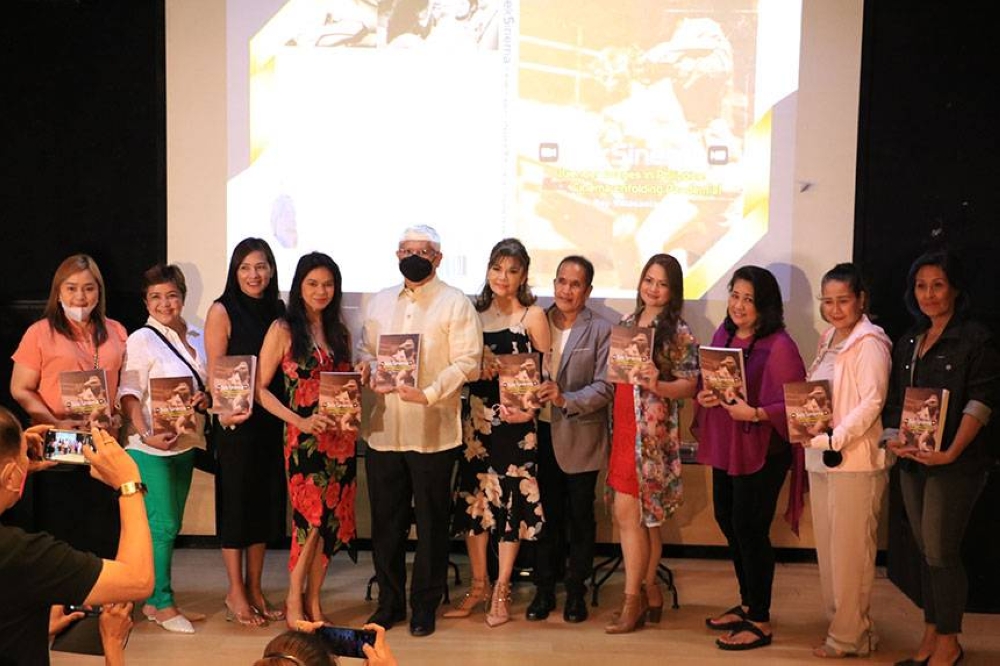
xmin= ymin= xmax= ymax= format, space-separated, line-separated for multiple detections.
xmin=529 ymin=255 xmax=614 ymax=623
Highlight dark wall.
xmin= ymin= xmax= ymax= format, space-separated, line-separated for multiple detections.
xmin=857 ymin=1 xmax=1000 ymax=613
xmin=0 ymin=0 xmax=165 ymax=412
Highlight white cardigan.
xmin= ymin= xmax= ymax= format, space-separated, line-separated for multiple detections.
xmin=804 ymin=315 xmax=893 ymax=473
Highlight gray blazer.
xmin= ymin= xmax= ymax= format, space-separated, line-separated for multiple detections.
xmin=548 ymin=306 xmax=614 ymax=474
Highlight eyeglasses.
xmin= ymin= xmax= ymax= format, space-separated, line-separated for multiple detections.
xmin=397 ymin=247 xmax=437 ymax=259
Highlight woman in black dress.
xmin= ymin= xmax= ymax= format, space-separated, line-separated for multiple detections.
xmin=205 ymin=238 xmax=287 ymax=627
xmin=445 ymin=238 xmax=549 ymax=627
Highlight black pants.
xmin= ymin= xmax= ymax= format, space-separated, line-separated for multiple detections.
xmin=712 ymin=447 xmax=791 ymax=623
xmin=533 ymin=421 xmax=598 ymax=595
xmin=365 ymin=447 xmax=455 ymax=614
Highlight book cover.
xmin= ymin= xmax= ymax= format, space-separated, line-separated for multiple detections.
xmin=210 ymin=355 xmax=256 ymax=417
xmin=783 ymin=380 xmax=833 ymax=443
xmin=698 ymin=346 xmax=747 ymax=404
xmin=608 ymin=325 xmax=654 ymax=384
xmin=149 ymin=376 xmax=198 ymax=436
xmin=58 ymin=369 xmax=112 ymax=428
xmin=319 ymin=372 xmax=363 ymax=432
xmin=374 ymin=333 xmax=420 ymax=391
xmin=900 ymin=386 xmax=950 ymax=452
xmin=497 ymin=352 xmax=542 ymax=412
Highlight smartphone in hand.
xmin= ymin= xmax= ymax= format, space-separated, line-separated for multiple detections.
xmin=316 ymin=626 xmax=376 ymax=658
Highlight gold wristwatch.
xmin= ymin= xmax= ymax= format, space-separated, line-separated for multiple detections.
xmin=116 ymin=481 xmax=148 ymax=498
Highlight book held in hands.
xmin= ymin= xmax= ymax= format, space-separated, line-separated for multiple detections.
xmin=59 ymin=369 xmax=112 ymax=428
xmin=900 ymin=386 xmax=950 ymax=452
xmin=149 ymin=376 xmax=198 ymax=436
xmin=608 ymin=325 xmax=654 ymax=384
xmin=320 ymin=372 xmax=363 ymax=432
xmin=783 ymin=380 xmax=833 ymax=443
xmin=698 ymin=346 xmax=747 ymax=404
xmin=210 ymin=355 xmax=256 ymax=417
xmin=497 ymin=352 xmax=541 ymax=413
xmin=375 ymin=333 xmax=420 ymax=391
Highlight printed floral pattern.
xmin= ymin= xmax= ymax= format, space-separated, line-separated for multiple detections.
xmin=452 ymin=327 xmax=544 ymax=542
xmin=283 ymin=347 xmax=357 ymax=571
xmin=613 ymin=313 xmax=699 ymax=526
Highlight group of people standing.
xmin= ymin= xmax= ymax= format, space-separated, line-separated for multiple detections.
xmin=4 ymin=227 xmax=996 ymax=666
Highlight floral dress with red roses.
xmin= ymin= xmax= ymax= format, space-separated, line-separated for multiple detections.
xmin=282 ymin=346 xmax=357 ymax=571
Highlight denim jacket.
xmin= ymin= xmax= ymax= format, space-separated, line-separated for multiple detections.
xmin=884 ymin=317 xmax=1000 ymax=473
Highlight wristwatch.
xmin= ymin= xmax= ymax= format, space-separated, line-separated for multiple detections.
xmin=116 ymin=481 xmax=148 ymax=498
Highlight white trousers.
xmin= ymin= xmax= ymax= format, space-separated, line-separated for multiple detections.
xmin=809 ymin=470 xmax=887 ymax=654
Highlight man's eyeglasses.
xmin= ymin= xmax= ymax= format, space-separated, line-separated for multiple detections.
xmin=397 ymin=248 xmax=438 ymax=259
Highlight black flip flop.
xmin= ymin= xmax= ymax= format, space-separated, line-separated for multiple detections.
xmin=704 ymin=605 xmax=748 ymax=631
xmin=716 ymin=620 xmax=773 ymax=651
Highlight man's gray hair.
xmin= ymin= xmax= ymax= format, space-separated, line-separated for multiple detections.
xmin=399 ymin=225 xmax=442 ymax=250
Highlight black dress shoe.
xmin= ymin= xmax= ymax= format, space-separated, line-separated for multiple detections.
xmin=563 ymin=592 xmax=588 ymax=623
xmin=525 ymin=589 xmax=556 ymax=621
xmin=367 ymin=607 xmax=406 ymax=630
xmin=409 ymin=609 xmax=436 ymax=637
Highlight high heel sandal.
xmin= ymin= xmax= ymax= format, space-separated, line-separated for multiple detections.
xmin=485 ymin=582 xmax=511 ymax=627
xmin=250 ymin=596 xmax=285 ymax=622
xmin=605 ymin=592 xmax=648 ymax=634
xmin=443 ymin=578 xmax=492 ymax=618
xmin=224 ymin=600 xmax=267 ymax=628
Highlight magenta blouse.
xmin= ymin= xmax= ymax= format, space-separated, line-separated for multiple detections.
xmin=693 ymin=326 xmax=805 ymax=475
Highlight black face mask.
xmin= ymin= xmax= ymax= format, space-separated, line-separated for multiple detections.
xmin=399 ymin=254 xmax=434 ymax=282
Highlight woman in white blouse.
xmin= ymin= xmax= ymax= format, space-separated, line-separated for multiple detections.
xmin=119 ymin=264 xmax=209 ymax=634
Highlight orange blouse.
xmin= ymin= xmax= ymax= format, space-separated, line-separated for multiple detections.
xmin=11 ymin=318 xmax=128 ymax=421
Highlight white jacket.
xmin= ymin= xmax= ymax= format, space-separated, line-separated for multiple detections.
xmin=805 ymin=315 xmax=892 ymax=473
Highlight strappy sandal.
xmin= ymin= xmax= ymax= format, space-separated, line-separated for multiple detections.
xmin=716 ymin=620 xmax=772 ymax=651
xmin=705 ymin=604 xmax=748 ymax=631
xmin=224 ymin=601 xmax=267 ymax=628
xmin=251 ymin=598 xmax=286 ymax=622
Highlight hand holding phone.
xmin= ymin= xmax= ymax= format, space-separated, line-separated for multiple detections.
xmin=316 ymin=626 xmax=377 ymax=659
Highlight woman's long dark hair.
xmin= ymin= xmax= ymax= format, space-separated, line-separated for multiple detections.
xmin=221 ymin=237 xmax=281 ymax=305
xmin=474 ymin=238 xmax=536 ymax=312
xmin=723 ymin=265 xmax=785 ymax=339
xmin=43 ymin=254 xmax=110 ymax=346
xmin=285 ymin=252 xmax=350 ymax=364
xmin=635 ymin=254 xmax=684 ymax=371
xmin=903 ymin=249 xmax=970 ymax=330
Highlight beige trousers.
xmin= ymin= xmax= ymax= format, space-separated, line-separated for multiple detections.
xmin=809 ymin=470 xmax=887 ymax=655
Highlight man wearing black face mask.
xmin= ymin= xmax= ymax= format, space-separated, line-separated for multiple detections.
xmin=356 ymin=225 xmax=482 ymax=637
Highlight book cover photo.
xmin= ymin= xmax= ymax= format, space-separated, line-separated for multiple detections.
xmin=374 ymin=333 xmax=420 ymax=391
xmin=210 ymin=355 xmax=256 ymax=417
xmin=698 ymin=346 xmax=747 ymax=404
xmin=149 ymin=376 xmax=198 ymax=437
xmin=783 ymin=380 xmax=833 ymax=443
xmin=497 ymin=352 xmax=542 ymax=413
xmin=58 ymin=369 xmax=112 ymax=428
xmin=319 ymin=372 xmax=363 ymax=432
xmin=900 ymin=387 xmax=950 ymax=452
xmin=608 ymin=325 xmax=654 ymax=384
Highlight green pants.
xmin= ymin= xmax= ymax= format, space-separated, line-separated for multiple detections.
xmin=128 ymin=449 xmax=195 ymax=610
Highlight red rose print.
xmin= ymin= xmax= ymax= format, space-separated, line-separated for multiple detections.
xmin=289 ymin=473 xmax=323 ymax=527
xmin=317 ymin=430 xmax=355 ymax=463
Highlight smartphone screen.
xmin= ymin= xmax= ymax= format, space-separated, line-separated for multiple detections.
xmin=316 ymin=626 xmax=376 ymax=659
xmin=43 ymin=429 xmax=95 ymax=465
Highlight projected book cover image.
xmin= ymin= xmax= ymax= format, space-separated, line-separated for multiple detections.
xmin=319 ymin=372 xmax=362 ymax=432
xmin=783 ymin=380 xmax=833 ymax=443
xmin=149 ymin=377 xmax=198 ymax=437
xmin=900 ymin=387 xmax=950 ymax=452
xmin=210 ymin=355 xmax=256 ymax=417
xmin=698 ymin=346 xmax=746 ymax=404
xmin=608 ymin=325 xmax=654 ymax=384
xmin=497 ymin=352 xmax=542 ymax=412
xmin=59 ymin=369 xmax=112 ymax=428
xmin=374 ymin=333 xmax=420 ymax=391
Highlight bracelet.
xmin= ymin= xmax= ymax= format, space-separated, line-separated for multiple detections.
xmin=751 ymin=407 xmax=760 ymax=423
xmin=116 ymin=481 xmax=148 ymax=498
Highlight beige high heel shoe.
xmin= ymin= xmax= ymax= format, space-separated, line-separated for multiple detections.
xmin=485 ymin=582 xmax=511 ymax=627
xmin=442 ymin=578 xmax=492 ymax=618
xmin=604 ymin=593 xmax=648 ymax=634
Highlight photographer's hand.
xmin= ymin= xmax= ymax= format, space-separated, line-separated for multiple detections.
xmin=100 ymin=602 xmax=133 ymax=666
xmin=361 ymin=623 xmax=398 ymax=666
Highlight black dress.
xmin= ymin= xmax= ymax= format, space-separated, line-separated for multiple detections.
xmin=214 ymin=291 xmax=287 ymax=548
xmin=451 ymin=323 xmax=544 ymax=542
